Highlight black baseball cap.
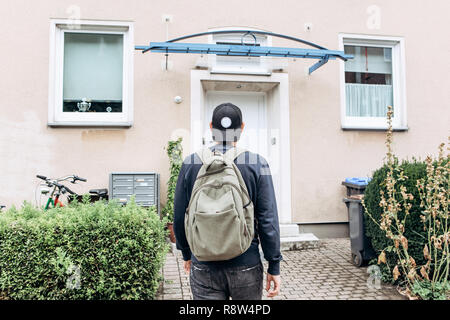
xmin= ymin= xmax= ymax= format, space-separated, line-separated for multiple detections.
xmin=211 ymin=103 xmax=243 ymax=130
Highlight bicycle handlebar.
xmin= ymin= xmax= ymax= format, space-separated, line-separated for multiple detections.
xmin=74 ymin=175 xmax=87 ymax=182
xmin=36 ymin=174 xmax=82 ymax=195
xmin=37 ymin=174 xmax=87 ymax=184
xmin=61 ymin=184 xmax=76 ymax=195
xmin=49 ymin=181 xmax=75 ymax=195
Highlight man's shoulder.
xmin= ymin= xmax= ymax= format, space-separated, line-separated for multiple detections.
xmin=183 ymin=147 xmax=270 ymax=168
xmin=235 ymin=150 xmax=271 ymax=177
xmin=182 ymin=152 xmax=203 ymax=166
xmin=235 ymin=149 xmax=269 ymax=167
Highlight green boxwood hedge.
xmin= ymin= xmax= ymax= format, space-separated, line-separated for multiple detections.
xmin=0 ymin=198 xmax=169 ymax=300
xmin=363 ymin=158 xmax=428 ymax=283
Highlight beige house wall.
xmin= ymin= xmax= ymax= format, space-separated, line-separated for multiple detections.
xmin=0 ymin=0 xmax=449 ymax=224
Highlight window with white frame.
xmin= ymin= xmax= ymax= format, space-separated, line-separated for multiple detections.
xmin=208 ymin=29 xmax=272 ymax=75
xmin=48 ymin=20 xmax=133 ymax=126
xmin=339 ymin=35 xmax=407 ymax=130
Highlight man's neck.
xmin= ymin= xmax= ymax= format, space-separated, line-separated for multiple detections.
xmin=215 ymin=142 xmax=237 ymax=147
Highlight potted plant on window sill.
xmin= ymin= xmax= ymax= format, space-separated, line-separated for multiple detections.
xmin=162 ymin=137 xmax=183 ymax=243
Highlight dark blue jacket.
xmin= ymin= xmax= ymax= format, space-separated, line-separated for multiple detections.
xmin=173 ymin=144 xmax=282 ymax=275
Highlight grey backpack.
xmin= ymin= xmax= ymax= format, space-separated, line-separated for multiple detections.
xmin=185 ymin=147 xmax=254 ymax=261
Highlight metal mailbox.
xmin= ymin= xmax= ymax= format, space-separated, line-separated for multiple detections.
xmin=109 ymin=172 xmax=160 ymax=215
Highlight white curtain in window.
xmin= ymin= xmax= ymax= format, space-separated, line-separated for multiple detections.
xmin=346 ymin=83 xmax=393 ymax=117
xmin=63 ymin=33 xmax=123 ymax=101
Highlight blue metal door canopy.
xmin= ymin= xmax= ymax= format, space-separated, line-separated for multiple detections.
xmin=135 ymin=30 xmax=353 ymax=74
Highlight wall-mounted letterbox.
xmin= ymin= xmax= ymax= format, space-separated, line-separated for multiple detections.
xmin=109 ymin=172 xmax=160 ymax=215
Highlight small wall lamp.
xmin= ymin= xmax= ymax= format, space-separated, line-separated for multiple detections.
xmin=174 ymin=96 xmax=183 ymax=104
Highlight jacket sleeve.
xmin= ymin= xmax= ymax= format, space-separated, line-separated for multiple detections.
xmin=173 ymin=162 xmax=192 ymax=261
xmin=255 ymin=158 xmax=282 ymax=275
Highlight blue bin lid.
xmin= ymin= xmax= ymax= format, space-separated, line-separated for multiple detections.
xmin=344 ymin=177 xmax=372 ymax=186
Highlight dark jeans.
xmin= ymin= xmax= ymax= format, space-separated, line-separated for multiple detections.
xmin=190 ymin=261 xmax=263 ymax=300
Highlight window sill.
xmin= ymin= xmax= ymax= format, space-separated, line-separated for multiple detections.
xmin=341 ymin=125 xmax=408 ymax=132
xmin=48 ymin=121 xmax=133 ymax=128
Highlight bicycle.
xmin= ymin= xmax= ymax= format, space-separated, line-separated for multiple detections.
xmin=37 ymin=174 xmax=108 ymax=209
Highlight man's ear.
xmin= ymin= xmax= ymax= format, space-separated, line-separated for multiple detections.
xmin=209 ymin=122 xmax=213 ymax=129
xmin=241 ymin=122 xmax=245 ymax=130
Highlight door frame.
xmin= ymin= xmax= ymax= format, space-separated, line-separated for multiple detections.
xmin=190 ymin=70 xmax=292 ymax=223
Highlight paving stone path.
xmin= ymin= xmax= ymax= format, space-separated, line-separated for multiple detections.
xmin=157 ymin=238 xmax=405 ymax=300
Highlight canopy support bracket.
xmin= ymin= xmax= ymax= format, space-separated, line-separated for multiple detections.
xmin=308 ymin=55 xmax=329 ymax=75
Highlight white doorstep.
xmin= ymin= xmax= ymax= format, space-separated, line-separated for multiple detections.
xmin=280 ymin=233 xmax=320 ymax=251
xmin=279 ymin=224 xmax=301 ymax=237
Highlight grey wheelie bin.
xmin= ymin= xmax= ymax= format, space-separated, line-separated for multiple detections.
xmin=342 ymin=178 xmax=376 ymax=267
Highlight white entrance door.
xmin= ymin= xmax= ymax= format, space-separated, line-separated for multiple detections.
xmin=191 ymin=70 xmax=291 ymax=223
xmin=204 ymin=91 xmax=283 ymax=215
xmin=204 ymin=91 xmax=268 ymax=158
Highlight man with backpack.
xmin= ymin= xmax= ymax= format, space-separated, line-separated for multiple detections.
xmin=173 ymin=102 xmax=282 ymax=300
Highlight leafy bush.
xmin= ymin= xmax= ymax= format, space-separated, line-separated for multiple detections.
xmin=161 ymin=137 xmax=183 ymax=222
xmin=0 ymin=198 xmax=169 ymax=300
xmin=411 ymin=279 xmax=450 ymax=300
xmin=363 ymin=106 xmax=449 ymax=300
xmin=363 ymin=158 xmax=428 ymax=282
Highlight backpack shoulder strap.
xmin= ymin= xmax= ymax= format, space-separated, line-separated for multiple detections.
xmin=224 ymin=146 xmax=247 ymax=163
